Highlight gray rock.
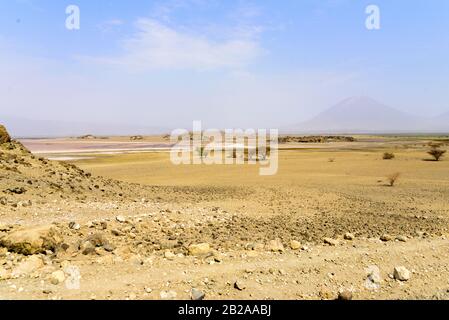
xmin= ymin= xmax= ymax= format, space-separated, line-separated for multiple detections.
xmin=160 ymin=290 xmax=177 ymax=300
xmin=191 ymin=288 xmax=205 ymax=300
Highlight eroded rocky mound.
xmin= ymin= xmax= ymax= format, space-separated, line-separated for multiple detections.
xmin=0 ymin=125 xmax=141 ymax=209
xmin=0 ymin=125 xmax=11 ymax=144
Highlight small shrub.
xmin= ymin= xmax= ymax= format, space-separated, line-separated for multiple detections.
xmin=328 ymin=158 xmax=335 ymax=163
xmin=427 ymin=147 xmax=446 ymax=161
xmin=386 ymin=172 xmax=400 ymax=187
xmin=383 ymin=152 xmax=395 ymax=160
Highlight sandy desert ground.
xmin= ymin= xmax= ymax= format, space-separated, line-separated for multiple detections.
xmin=1 ymin=131 xmax=449 ymax=300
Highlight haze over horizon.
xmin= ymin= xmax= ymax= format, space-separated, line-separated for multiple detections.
xmin=1 ymin=0 xmax=449 ymax=133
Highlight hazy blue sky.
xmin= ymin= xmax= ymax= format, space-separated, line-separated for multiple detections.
xmin=1 ymin=0 xmax=448 ymax=129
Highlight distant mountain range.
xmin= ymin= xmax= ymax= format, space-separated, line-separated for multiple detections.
xmin=2 ymin=97 xmax=449 ymax=137
xmin=284 ymin=96 xmax=449 ymax=134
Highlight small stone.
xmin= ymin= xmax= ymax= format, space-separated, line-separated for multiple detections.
xmin=103 ymin=243 xmax=116 ymax=252
xmin=234 ymin=280 xmax=246 ymax=291
xmin=50 ymin=270 xmax=66 ymax=285
xmin=116 ymin=216 xmax=126 ymax=223
xmin=111 ymin=229 xmax=123 ymax=236
xmin=266 ymin=239 xmax=285 ymax=252
xmin=290 ymin=240 xmax=301 ymax=250
xmin=396 ymin=235 xmax=408 ymax=242
xmin=80 ymin=241 xmax=95 ymax=255
xmin=191 ymin=288 xmax=205 ymax=300
xmin=323 ymin=238 xmax=339 ymax=246
xmin=380 ymin=234 xmax=393 ymax=242
xmin=144 ymin=287 xmax=152 ymax=293
xmin=164 ymin=251 xmax=176 ymax=260
xmin=188 ymin=243 xmax=211 ymax=256
xmin=338 ymin=290 xmax=353 ymax=300
xmin=160 ymin=290 xmax=177 ymax=300
xmin=68 ymin=222 xmax=80 ymax=230
xmin=318 ymin=288 xmax=334 ymax=300
xmin=344 ymin=233 xmax=355 ymax=240
xmin=393 ymin=266 xmax=411 ymax=281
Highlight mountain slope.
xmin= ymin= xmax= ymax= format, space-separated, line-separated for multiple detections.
xmin=288 ymin=96 xmax=437 ymax=133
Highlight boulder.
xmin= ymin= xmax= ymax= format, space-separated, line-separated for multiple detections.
xmin=12 ymin=255 xmax=44 ymax=277
xmin=0 ymin=225 xmax=62 ymax=255
xmin=0 ymin=125 xmax=11 ymax=144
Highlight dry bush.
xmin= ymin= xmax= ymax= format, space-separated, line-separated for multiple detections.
xmin=427 ymin=147 xmax=446 ymax=161
xmin=328 ymin=158 xmax=335 ymax=163
xmin=383 ymin=152 xmax=395 ymax=160
xmin=386 ymin=172 xmax=400 ymax=187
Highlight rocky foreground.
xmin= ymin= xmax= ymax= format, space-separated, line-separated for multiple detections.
xmin=1 ymin=216 xmax=449 ymax=300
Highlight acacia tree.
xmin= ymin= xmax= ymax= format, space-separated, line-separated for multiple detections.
xmin=428 ymin=147 xmax=446 ymax=161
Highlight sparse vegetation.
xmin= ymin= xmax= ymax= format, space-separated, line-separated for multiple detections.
xmin=383 ymin=152 xmax=395 ymax=160
xmin=386 ymin=172 xmax=401 ymax=187
xmin=278 ymin=135 xmax=355 ymax=144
